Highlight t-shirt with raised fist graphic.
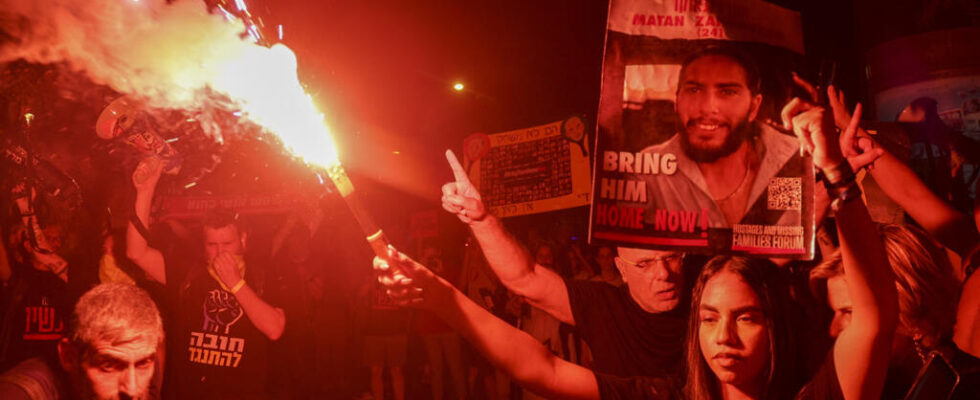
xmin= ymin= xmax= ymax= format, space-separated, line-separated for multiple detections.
xmin=171 ymin=268 xmax=272 ymax=400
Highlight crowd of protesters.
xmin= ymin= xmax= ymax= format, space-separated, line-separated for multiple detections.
xmin=2 ymin=52 xmax=980 ymax=400
xmin=374 ymin=52 xmax=980 ymax=400
xmin=0 ymin=167 xmax=625 ymax=400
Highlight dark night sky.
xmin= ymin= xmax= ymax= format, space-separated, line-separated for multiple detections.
xmin=257 ymin=1 xmax=611 ymax=206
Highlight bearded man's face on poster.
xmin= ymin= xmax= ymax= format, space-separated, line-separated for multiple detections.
xmin=675 ymin=55 xmax=762 ymax=163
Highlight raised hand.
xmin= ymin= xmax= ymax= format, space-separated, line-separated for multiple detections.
xmin=373 ymin=247 xmax=449 ymax=308
xmin=132 ymin=156 xmax=163 ymax=193
xmin=827 ymin=85 xmax=853 ymax=130
xmin=838 ymin=105 xmax=883 ymax=171
xmin=441 ymin=150 xmax=488 ymax=224
xmin=781 ymin=98 xmax=845 ymax=170
xmin=826 ymin=86 xmax=883 ymax=171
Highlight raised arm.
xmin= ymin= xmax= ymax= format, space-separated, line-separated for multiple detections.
xmin=952 ymin=152 xmax=980 ymax=357
xmin=441 ymin=150 xmax=574 ymax=324
xmin=375 ymin=249 xmax=598 ymax=399
xmin=826 ymin=86 xmax=980 ymax=258
xmin=125 ymin=157 xmax=167 ymax=284
xmin=784 ymin=100 xmax=898 ymax=400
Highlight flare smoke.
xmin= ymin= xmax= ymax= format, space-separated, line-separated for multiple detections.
xmin=2 ymin=0 xmax=247 ymax=107
xmin=0 ymin=0 xmax=340 ymax=167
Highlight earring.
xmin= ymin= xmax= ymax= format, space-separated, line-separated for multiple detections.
xmin=912 ymin=335 xmax=928 ymax=365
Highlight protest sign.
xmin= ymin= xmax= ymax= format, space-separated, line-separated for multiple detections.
xmin=589 ymin=0 xmax=815 ymax=258
xmin=464 ymin=116 xmax=592 ymax=218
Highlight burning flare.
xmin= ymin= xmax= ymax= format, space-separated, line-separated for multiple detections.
xmin=1 ymin=0 xmax=391 ymax=255
xmin=0 ymin=0 xmax=339 ymax=167
xmin=210 ymin=43 xmax=340 ymax=168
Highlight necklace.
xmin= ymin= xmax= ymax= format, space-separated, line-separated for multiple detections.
xmin=711 ymin=156 xmax=752 ymax=202
xmin=913 ymin=336 xmax=928 ymax=364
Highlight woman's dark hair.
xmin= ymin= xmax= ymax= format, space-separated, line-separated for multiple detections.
xmin=685 ymin=256 xmax=799 ymax=400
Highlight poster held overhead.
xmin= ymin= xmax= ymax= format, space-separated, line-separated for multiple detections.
xmin=463 ymin=117 xmax=593 ymax=218
xmin=589 ymin=0 xmax=815 ymax=259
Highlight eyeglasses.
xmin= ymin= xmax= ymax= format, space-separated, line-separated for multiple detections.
xmin=618 ymin=253 xmax=685 ymax=269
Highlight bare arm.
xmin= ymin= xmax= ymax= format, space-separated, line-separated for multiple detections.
xmin=234 ymin=284 xmax=286 ymax=340
xmin=211 ymin=252 xmax=285 ymax=340
xmin=826 ymin=86 xmax=979 ymax=257
xmin=376 ymin=250 xmax=599 ymax=400
xmin=832 ymin=189 xmax=897 ymax=400
xmin=125 ymin=158 xmax=167 ymax=284
xmin=865 ymin=147 xmax=979 ymax=256
xmin=441 ymin=150 xmax=574 ymax=324
xmin=952 ymin=180 xmax=980 ymax=356
xmin=785 ymin=100 xmax=897 ymax=400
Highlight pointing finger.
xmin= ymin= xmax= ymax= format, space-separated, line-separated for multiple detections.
xmin=446 ymin=150 xmax=472 ymax=186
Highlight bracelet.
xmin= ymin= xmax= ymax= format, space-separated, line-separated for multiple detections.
xmin=829 ymin=182 xmax=862 ymax=212
xmin=229 ymin=279 xmax=246 ymax=294
xmin=826 ymin=173 xmax=858 ymax=193
xmin=820 ymin=160 xmax=855 ymax=188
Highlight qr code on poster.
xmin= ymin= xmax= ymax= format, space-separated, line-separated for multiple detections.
xmin=767 ymin=177 xmax=802 ymax=211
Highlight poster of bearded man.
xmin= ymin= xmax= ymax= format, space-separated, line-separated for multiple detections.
xmin=589 ymin=0 xmax=815 ymax=258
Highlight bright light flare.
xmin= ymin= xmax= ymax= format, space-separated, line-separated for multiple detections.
xmin=247 ymin=24 xmax=260 ymax=43
xmin=453 ymin=82 xmax=464 ymax=91
xmin=218 ymin=6 xmax=237 ymax=22
xmin=211 ymin=44 xmax=340 ymax=168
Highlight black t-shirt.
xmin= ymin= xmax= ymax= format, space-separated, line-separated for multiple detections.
xmin=594 ymin=372 xmax=682 ymax=400
xmin=170 ymin=266 xmax=274 ymax=400
xmin=0 ymin=269 xmax=70 ymax=370
xmin=565 ymin=279 xmax=688 ymax=378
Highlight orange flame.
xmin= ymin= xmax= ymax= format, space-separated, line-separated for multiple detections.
xmin=202 ymin=1 xmax=339 ymax=167
xmin=210 ymin=43 xmax=340 ymax=168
